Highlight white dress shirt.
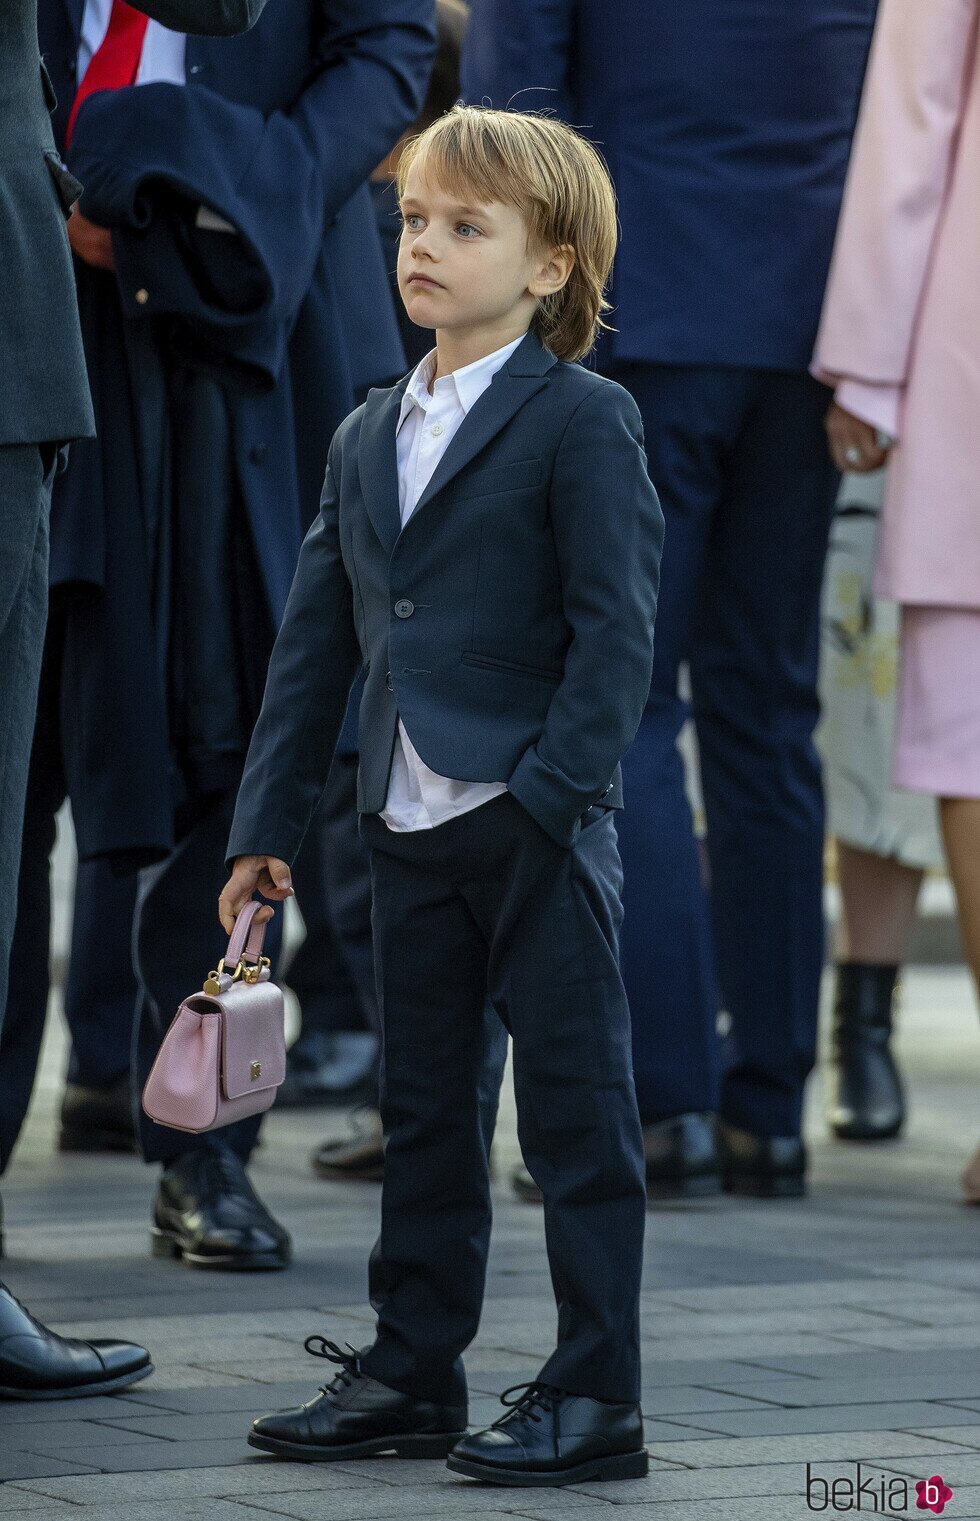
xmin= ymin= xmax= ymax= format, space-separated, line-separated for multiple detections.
xmin=381 ymin=333 xmax=527 ymax=832
xmin=78 ymin=0 xmax=187 ymax=89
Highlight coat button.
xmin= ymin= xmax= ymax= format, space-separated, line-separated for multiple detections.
xmin=394 ymin=599 xmax=414 ymax=619
xmin=134 ymin=288 xmax=149 ymax=306
xmin=386 ymin=671 xmax=394 ymax=692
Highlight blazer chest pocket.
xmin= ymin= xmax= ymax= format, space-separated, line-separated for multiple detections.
xmin=44 ymin=151 xmax=84 ymax=218
xmin=454 ymin=457 xmax=543 ymax=500
xmin=461 ymin=652 xmax=561 ymax=683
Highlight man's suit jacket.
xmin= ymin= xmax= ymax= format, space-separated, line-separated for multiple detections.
xmin=227 ymin=327 xmax=665 ymax=857
xmin=462 ymin=0 xmax=878 ymax=372
xmin=0 ymin=0 xmax=273 ymax=449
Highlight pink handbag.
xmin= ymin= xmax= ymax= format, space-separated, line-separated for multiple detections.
xmin=142 ymin=900 xmax=286 ymax=1133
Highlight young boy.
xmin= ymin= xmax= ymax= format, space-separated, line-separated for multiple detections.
xmin=219 ymin=104 xmax=664 ymax=1487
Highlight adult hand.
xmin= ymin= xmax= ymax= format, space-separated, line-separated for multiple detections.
xmin=825 ymin=401 xmax=890 ymax=474
xmin=67 ymin=208 xmax=116 ymax=271
xmin=218 ymin=855 xmax=293 ymax=934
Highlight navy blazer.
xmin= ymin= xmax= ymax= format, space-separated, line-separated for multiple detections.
xmin=462 ymin=0 xmax=877 ymax=372
xmin=227 ymin=328 xmax=665 ymax=858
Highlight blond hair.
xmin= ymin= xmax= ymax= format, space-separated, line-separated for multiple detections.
xmin=396 ymin=104 xmax=618 ymax=363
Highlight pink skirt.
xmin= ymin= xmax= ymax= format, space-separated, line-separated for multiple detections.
xmin=894 ymin=606 xmax=980 ymax=799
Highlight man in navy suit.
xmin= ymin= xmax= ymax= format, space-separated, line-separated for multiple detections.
xmin=463 ymin=0 xmax=877 ymax=1196
xmin=0 ymin=0 xmax=435 ymax=1266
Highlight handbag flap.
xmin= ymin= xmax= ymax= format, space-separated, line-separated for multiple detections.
xmin=219 ymin=977 xmax=286 ymax=1100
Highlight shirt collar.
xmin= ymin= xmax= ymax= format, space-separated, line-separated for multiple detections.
xmin=396 ymin=332 xmax=528 ymax=432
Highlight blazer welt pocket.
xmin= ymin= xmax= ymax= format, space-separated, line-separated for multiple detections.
xmin=455 ymin=457 xmax=543 ymax=499
xmin=44 ymin=151 xmax=84 ymax=218
xmin=461 ymin=652 xmax=561 ymax=682
xmin=40 ymin=60 xmax=58 ymax=114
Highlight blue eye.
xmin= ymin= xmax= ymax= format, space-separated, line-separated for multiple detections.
xmin=457 ymin=223 xmax=479 ymax=238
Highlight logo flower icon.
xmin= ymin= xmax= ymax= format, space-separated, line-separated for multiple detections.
xmin=916 ymin=1475 xmax=954 ymax=1514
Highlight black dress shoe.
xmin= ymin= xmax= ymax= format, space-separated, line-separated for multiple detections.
xmin=448 ymin=1382 xmax=648 ymax=1486
xmin=717 ymin=1119 xmax=807 ymax=1198
xmin=643 ymin=1112 xmax=721 ymax=1199
xmin=311 ymin=1107 xmax=384 ymax=1182
xmin=152 ymin=1148 xmax=291 ymax=1270
xmin=825 ymin=962 xmax=905 ymax=1141
xmin=277 ymin=1032 xmax=379 ymax=1109
xmin=248 ymin=1337 xmax=467 ymax=1460
xmin=0 ymin=1281 xmax=151 ymax=1400
xmin=59 ymin=1075 xmax=137 ymax=1154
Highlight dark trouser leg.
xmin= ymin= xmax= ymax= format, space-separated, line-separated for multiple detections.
xmin=359 ymin=832 xmax=492 ymax=1407
xmin=0 ymin=446 xmax=55 ymax=1041
xmin=692 ymin=372 xmax=837 ymax=1137
xmin=476 ymin=802 xmax=645 ymax=1402
xmin=602 ymin=363 xmax=743 ymax=1123
xmin=64 ymin=861 xmax=138 ymax=1087
xmin=133 ymin=785 xmax=283 ymax=1165
xmin=0 ymin=589 xmax=66 ymax=1175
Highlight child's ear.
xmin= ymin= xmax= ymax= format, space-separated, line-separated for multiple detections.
xmin=531 ymin=243 xmax=576 ymax=299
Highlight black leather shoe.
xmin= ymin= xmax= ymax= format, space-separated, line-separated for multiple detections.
xmin=825 ymin=962 xmax=905 ymax=1141
xmin=717 ymin=1119 xmax=807 ymax=1198
xmin=448 ymin=1382 xmax=648 ymax=1486
xmin=0 ymin=1281 xmax=151 ymax=1400
xmin=311 ymin=1107 xmax=384 ymax=1182
xmin=248 ymin=1337 xmax=467 ymax=1460
xmin=151 ymin=1148 xmax=291 ymax=1270
xmin=643 ymin=1112 xmax=721 ymax=1199
xmin=59 ymin=1075 xmax=137 ymax=1154
xmin=277 ymin=1032 xmax=379 ymax=1109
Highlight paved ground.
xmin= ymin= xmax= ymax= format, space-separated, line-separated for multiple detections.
xmin=1 ymin=962 xmax=978 ymax=1521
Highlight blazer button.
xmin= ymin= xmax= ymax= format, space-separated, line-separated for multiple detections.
xmin=394 ymin=599 xmax=414 ymax=619
xmin=386 ymin=671 xmax=393 ymax=692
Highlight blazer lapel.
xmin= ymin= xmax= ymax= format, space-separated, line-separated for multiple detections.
xmin=408 ymin=328 xmax=557 ymax=524
xmin=357 ymin=379 xmax=409 ymax=552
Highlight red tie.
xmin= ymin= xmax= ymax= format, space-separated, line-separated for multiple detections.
xmin=65 ymin=0 xmax=150 ymax=147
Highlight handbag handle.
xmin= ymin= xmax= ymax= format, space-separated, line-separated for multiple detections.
xmin=224 ymin=898 xmax=270 ymax=969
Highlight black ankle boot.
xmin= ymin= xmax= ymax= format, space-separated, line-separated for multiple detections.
xmin=825 ymin=962 xmax=905 ymax=1141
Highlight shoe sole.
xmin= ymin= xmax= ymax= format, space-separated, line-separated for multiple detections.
xmin=722 ymin=1175 xmax=806 ymax=1199
xmin=830 ymin=1123 xmax=903 ymax=1142
xmin=446 ymin=1446 xmax=650 ymax=1486
xmin=646 ymin=1173 xmax=722 ymax=1202
xmin=311 ymin=1163 xmax=385 ymax=1182
xmin=59 ymin=1126 xmax=138 ymax=1154
xmin=247 ymin=1429 xmax=466 ymax=1461
xmin=151 ymin=1227 xmax=290 ymax=1272
xmin=0 ymin=1363 xmax=154 ymax=1401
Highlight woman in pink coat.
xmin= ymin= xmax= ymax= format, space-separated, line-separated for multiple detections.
xmin=813 ymin=0 xmax=980 ymax=1203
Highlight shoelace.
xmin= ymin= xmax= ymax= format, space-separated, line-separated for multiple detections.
xmin=304 ymin=1335 xmax=362 ymax=1399
xmin=494 ymin=1381 xmax=562 ymax=1455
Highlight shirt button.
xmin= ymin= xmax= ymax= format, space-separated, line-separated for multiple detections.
xmin=386 ymin=671 xmax=394 ymax=692
xmin=134 ymin=288 xmax=149 ymax=306
xmin=394 ymin=599 xmax=415 ymax=619
xmin=430 ymin=422 xmax=444 ymax=436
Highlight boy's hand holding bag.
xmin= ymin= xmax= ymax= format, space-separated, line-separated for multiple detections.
xmin=142 ymin=899 xmax=286 ymax=1133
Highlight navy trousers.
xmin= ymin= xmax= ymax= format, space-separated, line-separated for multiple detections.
xmin=606 ymin=364 xmax=838 ymax=1138
xmin=358 ymin=792 xmax=645 ymax=1407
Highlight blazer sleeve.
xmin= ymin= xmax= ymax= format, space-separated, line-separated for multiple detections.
xmin=812 ymin=0 xmax=979 ymax=418
xmin=507 ymin=383 xmax=664 ymax=848
xmin=284 ymin=0 xmax=436 ymax=228
xmin=226 ymin=439 xmax=361 ymax=869
xmin=461 ymin=0 xmax=577 ymax=120
xmin=133 ymin=0 xmax=266 ymax=35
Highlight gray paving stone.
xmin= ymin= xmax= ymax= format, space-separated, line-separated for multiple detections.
xmin=675 ymin=1401 xmax=980 ymax=1437
xmin=638 ymin=1387 xmax=781 ymax=1416
xmin=0 ymin=1453 xmax=99 ymax=1483
xmin=699 ymin=1373 xmax=980 ymax=1407
xmin=111 ymin=1382 xmax=318 ymax=1415
xmin=0 ymin=1502 xmax=263 ymax=1521
xmin=877 ymin=1454 xmax=980 ymax=1484
xmin=14 ymin=1464 xmax=382 ymax=1505
xmin=8 ymin=1418 xmax=162 ymax=1451
xmin=233 ymin=1483 xmax=600 ymax=1520
xmin=18 ymin=1437 xmax=255 ymax=1474
xmin=0 ymin=1489 xmax=78 ymax=1514
xmin=570 ymin=1461 xmax=899 ymax=1505
xmin=905 ymin=1425 xmax=980 ymax=1448
xmin=0 ymin=1395 xmax=169 ymax=1426
xmin=646 ymin=1431 xmax=977 ymax=1468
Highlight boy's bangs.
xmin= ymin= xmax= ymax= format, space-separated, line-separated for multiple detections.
xmin=400 ymin=122 xmax=545 ymax=233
